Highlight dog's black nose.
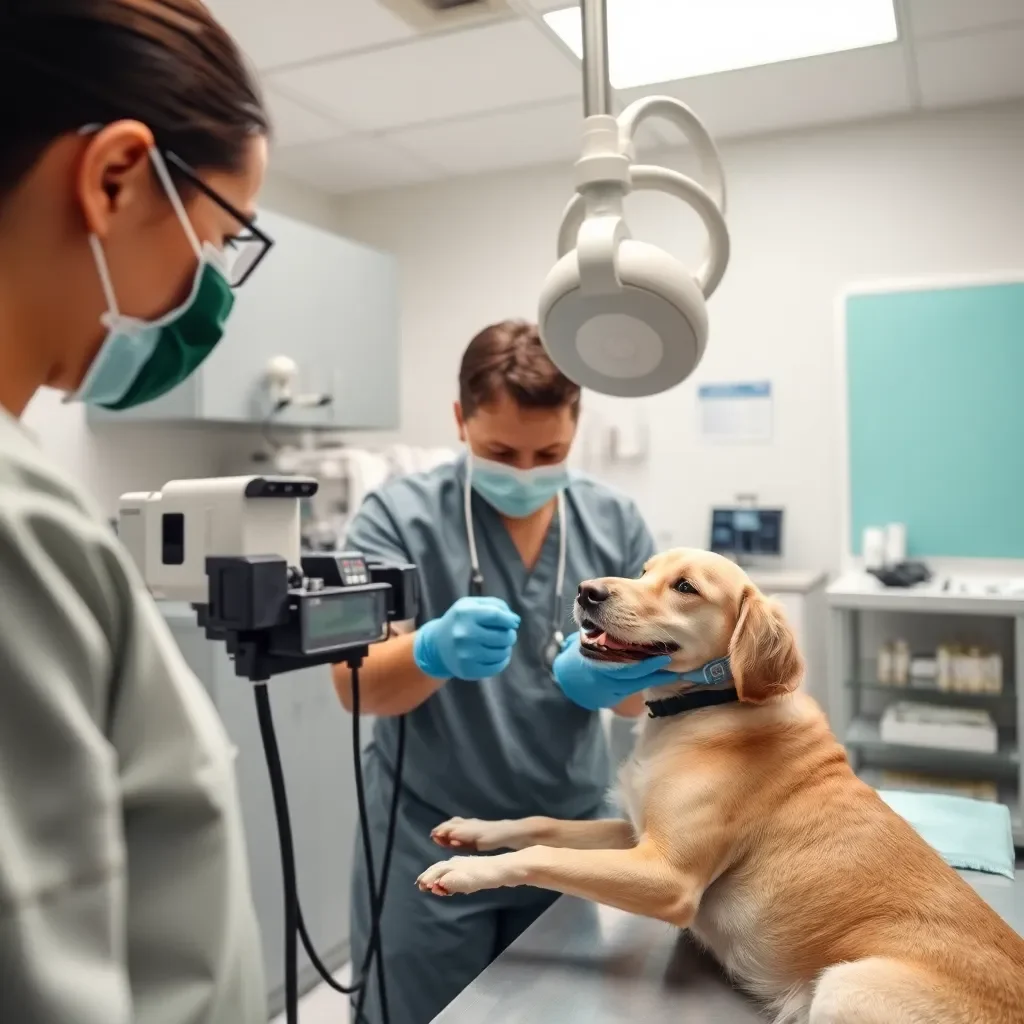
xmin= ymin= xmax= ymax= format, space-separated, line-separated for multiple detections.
xmin=578 ymin=582 xmax=610 ymax=607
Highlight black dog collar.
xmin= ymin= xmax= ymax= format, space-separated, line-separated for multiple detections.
xmin=645 ymin=687 xmax=740 ymax=719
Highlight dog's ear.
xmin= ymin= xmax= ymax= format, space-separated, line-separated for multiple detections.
xmin=728 ymin=587 xmax=804 ymax=704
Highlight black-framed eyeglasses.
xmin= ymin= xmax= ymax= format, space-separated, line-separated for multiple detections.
xmin=164 ymin=150 xmax=274 ymax=288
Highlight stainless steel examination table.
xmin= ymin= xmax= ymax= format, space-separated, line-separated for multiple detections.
xmin=432 ymin=869 xmax=1024 ymax=1022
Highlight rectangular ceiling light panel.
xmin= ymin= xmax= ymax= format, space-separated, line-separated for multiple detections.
xmin=543 ymin=0 xmax=899 ymax=89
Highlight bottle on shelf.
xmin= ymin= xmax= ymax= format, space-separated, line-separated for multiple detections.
xmin=937 ymin=645 xmax=952 ymax=691
xmin=877 ymin=643 xmax=894 ymax=686
xmin=968 ymin=647 xmax=983 ymax=693
xmin=933 ymin=643 xmax=1004 ymax=694
xmin=892 ymin=640 xmax=910 ymax=687
xmin=984 ymin=652 xmax=1003 ymax=694
xmin=909 ymin=654 xmax=938 ymax=685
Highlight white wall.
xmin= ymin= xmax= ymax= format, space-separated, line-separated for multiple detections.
xmin=22 ymin=171 xmax=345 ymax=515
xmin=329 ymin=102 xmax=1024 ymax=572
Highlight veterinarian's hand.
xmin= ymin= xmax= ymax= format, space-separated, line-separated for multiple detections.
xmin=553 ymin=632 xmax=678 ymax=711
xmin=414 ymin=597 xmax=520 ymax=680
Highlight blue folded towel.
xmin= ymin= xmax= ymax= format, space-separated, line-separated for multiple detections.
xmin=878 ymin=789 xmax=1016 ymax=880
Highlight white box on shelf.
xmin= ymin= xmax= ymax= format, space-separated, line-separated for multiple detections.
xmin=879 ymin=702 xmax=998 ymax=755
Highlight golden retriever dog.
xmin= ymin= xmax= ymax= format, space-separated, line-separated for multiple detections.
xmin=417 ymin=549 xmax=1024 ymax=1023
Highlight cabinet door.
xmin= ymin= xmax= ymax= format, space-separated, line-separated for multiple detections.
xmin=199 ymin=209 xmax=399 ymax=429
xmin=321 ymin=241 xmax=400 ymax=430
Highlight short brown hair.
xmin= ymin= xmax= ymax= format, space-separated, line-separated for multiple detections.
xmin=458 ymin=320 xmax=581 ymax=418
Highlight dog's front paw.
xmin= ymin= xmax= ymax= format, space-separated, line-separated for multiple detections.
xmin=430 ymin=817 xmax=511 ymax=852
xmin=416 ymin=854 xmax=521 ymax=896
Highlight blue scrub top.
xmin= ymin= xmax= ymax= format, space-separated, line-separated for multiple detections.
xmin=345 ymin=456 xmax=655 ymax=821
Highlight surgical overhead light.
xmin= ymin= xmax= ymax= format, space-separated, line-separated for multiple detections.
xmin=538 ymin=0 xmax=730 ymax=398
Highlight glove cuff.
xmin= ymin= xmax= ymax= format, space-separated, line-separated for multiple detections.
xmin=413 ymin=620 xmax=449 ymax=680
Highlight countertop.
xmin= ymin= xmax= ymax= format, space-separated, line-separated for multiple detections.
xmin=432 ymin=870 xmax=1023 ymax=1023
xmin=827 ymin=571 xmax=1024 ymax=615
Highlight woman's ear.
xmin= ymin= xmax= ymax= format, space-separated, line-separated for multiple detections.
xmin=76 ymin=122 xmax=155 ymax=237
xmin=728 ymin=587 xmax=804 ymax=704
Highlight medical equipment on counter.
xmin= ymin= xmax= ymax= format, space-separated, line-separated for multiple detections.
xmin=259 ymin=442 xmax=459 ymax=551
xmin=539 ymin=0 xmax=730 ymax=398
xmin=868 ymin=561 xmax=932 ymax=588
xmin=119 ymin=477 xmax=421 ymax=1024
xmin=464 ymin=468 xmax=567 ymax=673
xmin=263 ymin=355 xmax=333 ymax=414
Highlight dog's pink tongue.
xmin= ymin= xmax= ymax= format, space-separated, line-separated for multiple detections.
xmin=595 ymin=632 xmax=634 ymax=651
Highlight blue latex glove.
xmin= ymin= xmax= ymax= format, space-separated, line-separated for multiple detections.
xmin=553 ymin=632 xmax=680 ymax=711
xmin=414 ymin=597 xmax=521 ymax=681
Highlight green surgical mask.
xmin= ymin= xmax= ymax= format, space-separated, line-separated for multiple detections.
xmin=70 ymin=148 xmax=235 ymax=410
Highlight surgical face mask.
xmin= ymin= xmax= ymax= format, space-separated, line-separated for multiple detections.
xmin=70 ymin=148 xmax=235 ymax=410
xmin=469 ymin=454 xmax=570 ymax=518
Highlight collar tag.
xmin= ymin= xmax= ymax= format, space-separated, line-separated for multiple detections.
xmin=678 ymin=656 xmax=732 ymax=687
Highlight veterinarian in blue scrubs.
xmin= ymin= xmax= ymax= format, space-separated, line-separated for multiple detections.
xmin=332 ymin=320 xmax=673 ymax=1024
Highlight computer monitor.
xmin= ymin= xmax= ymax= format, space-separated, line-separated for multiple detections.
xmin=710 ymin=507 xmax=784 ymax=559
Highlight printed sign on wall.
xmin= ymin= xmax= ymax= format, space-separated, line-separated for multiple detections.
xmin=698 ymin=381 xmax=773 ymax=443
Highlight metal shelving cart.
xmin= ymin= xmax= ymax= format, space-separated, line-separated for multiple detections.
xmin=827 ymin=573 xmax=1024 ymax=846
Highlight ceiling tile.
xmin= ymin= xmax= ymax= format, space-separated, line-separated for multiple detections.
xmin=270 ymin=18 xmax=581 ymax=133
xmin=264 ymin=86 xmax=351 ymax=149
xmin=647 ymin=44 xmax=911 ymax=143
xmin=905 ymin=0 xmax=1024 ymax=38
xmin=915 ymin=26 xmax=1024 ymax=107
xmin=383 ymin=99 xmax=582 ymax=175
xmin=205 ymin=0 xmax=415 ymax=71
xmin=271 ymin=135 xmax=443 ymax=195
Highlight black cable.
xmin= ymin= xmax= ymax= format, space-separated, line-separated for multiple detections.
xmin=254 ymin=657 xmax=406 ymax=1024
xmin=292 ymin=697 xmax=406 ymax=1005
xmin=353 ymin=711 xmax=406 ymax=1024
xmin=351 ymin=664 xmax=391 ymax=1024
xmin=254 ymin=683 xmax=300 ymax=1024
xmin=296 ymin=904 xmax=358 ymax=994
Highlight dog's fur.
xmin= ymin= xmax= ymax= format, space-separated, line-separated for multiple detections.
xmin=417 ymin=548 xmax=1024 ymax=1023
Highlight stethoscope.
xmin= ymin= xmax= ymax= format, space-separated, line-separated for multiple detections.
xmin=463 ymin=462 xmax=568 ymax=674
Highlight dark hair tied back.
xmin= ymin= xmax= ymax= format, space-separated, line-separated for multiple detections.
xmin=0 ymin=0 xmax=269 ymax=197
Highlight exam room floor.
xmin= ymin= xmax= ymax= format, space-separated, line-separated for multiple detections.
xmin=271 ymin=965 xmax=352 ymax=1024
